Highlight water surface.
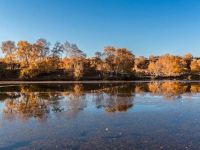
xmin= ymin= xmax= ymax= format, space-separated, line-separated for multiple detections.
xmin=0 ymin=81 xmax=200 ymax=150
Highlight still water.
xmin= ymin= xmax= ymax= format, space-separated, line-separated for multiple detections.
xmin=0 ymin=81 xmax=200 ymax=150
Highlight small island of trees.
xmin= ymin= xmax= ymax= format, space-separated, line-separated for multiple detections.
xmin=0 ymin=39 xmax=199 ymax=81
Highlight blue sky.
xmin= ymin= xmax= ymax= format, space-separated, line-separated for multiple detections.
xmin=0 ymin=0 xmax=200 ymax=57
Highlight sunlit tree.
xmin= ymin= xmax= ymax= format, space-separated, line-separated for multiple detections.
xmin=148 ymin=54 xmax=187 ymax=76
xmin=191 ymin=59 xmax=200 ymax=74
xmin=62 ymin=41 xmax=87 ymax=79
xmin=1 ymin=41 xmax=18 ymax=70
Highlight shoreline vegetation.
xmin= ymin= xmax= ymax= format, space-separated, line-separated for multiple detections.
xmin=0 ymin=39 xmax=200 ymax=81
xmin=1 ymin=80 xmax=200 ymax=85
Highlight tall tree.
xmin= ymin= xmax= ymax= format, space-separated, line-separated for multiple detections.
xmin=63 ymin=41 xmax=86 ymax=58
xmin=50 ymin=42 xmax=64 ymax=70
xmin=62 ymin=41 xmax=86 ymax=79
xmin=104 ymin=47 xmax=135 ymax=75
xmin=1 ymin=41 xmax=17 ymax=70
xmin=114 ymin=48 xmax=135 ymax=74
xmin=35 ymin=38 xmax=50 ymax=59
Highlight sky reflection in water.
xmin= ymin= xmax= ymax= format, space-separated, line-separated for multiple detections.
xmin=0 ymin=81 xmax=200 ymax=149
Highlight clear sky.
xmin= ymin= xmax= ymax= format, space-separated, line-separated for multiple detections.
xmin=0 ymin=0 xmax=200 ymax=57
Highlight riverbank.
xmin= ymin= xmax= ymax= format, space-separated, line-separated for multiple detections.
xmin=1 ymin=79 xmax=200 ymax=85
xmin=0 ymin=70 xmax=200 ymax=84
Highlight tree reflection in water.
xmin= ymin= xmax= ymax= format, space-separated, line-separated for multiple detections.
xmin=65 ymin=84 xmax=87 ymax=117
xmin=2 ymin=81 xmax=200 ymax=120
xmin=148 ymin=81 xmax=189 ymax=100
xmin=92 ymin=84 xmax=135 ymax=112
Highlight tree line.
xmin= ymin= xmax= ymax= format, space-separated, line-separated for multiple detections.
xmin=0 ymin=39 xmax=199 ymax=80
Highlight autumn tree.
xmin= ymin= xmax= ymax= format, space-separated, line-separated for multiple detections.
xmin=35 ymin=38 xmax=50 ymax=60
xmin=149 ymin=55 xmax=157 ymax=62
xmin=114 ymin=48 xmax=135 ymax=74
xmin=183 ymin=53 xmax=193 ymax=71
xmin=103 ymin=46 xmax=115 ymax=75
xmin=17 ymin=41 xmax=33 ymax=67
xmin=32 ymin=39 xmax=54 ymax=73
xmin=1 ymin=38 xmax=199 ymax=80
xmin=134 ymin=56 xmax=148 ymax=70
xmin=49 ymin=42 xmax=64 ymax=70
xmin=16 ymin=41 xmax=34 ymax=78
xmin=16 ymin=39 xmax=53 ymax=79
xmin=1 ymin=41 xmax=18 ymax=70
xmin=190 ymin=59 xmax=200 ymax=74
xmin=134 ymin=56 xmax=149 ymax=76
xmin=64 ymin=41 xmax=86 ymax=58
xmin=62 ymin=41 xmax=86 ymax=79
xmin=148 ymin=55 xmax=158 ymax=75
xmin=148 ymin=61 xmax=157 ymax=75
xmin=148 ymin=54 xmax=187 ymax=76
xmin=184 ymin=53 xmax=193 ymax=60
xmin=103 ymin=46 xmax=135 ymax=76
xmin=89 ymin=51 xmax=106 ymax=77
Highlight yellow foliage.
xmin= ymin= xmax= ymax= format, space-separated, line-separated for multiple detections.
xmin=191 ymin=59 xmax=200 ymax=73
xmin=148 ymin=54 xmax=187 ymax=76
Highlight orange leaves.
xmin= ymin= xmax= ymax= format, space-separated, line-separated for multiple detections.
xmin=184 ymin=53 xmax=193 ymax=60
xmin=148 ymin=54 xmax=187 ymax=76
xmin=61 ymin=57 xmax=87 ymax=80
xmin=1 ymin=41 xmax=17 ymax=69
xmin=148 ymin=61 xmax=156 ymax=74
xmin=191 ymin=59 xmax=200 ymax=73
xmin=148 ymin=81 xmax=187 ymax=100
xmin=104 ymin=46 xmax=135 ymax=74
xmin=17 ymin=41 xmax=29 ymax=48
xmin=1 ymin=39 xmax=199 ymax=80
